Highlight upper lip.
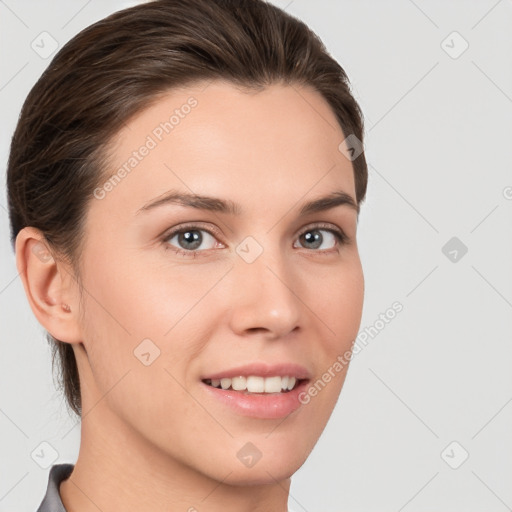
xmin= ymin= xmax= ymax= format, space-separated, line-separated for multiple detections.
xmin=201 ymin=362 xmax=312 ymax=381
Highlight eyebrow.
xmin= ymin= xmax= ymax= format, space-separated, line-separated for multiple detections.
xmin=137 ymin=189 xmax=359 ymax=216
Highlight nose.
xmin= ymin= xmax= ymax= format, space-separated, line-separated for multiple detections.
xmin=227 ymin=246 xmax=303 ymax=340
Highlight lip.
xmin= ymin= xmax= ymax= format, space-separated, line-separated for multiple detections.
xmin=200 ymin=362 xmax=312 ymax=419
xmin=201 ymin=362 xmax=312 ymax=381
xmin=201 ymin=378 xmax=310 ymax=419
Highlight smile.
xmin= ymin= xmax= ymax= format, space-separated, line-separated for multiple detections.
xmin=202 ymin=375 xmax=300 ymax=394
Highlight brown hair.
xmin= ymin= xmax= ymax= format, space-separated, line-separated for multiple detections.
xmin=7 ymin=0 xmax=368 ymax=418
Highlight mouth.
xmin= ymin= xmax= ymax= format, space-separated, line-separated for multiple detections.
xmin=200 ymin=362 xmax=312 ymax=418
xmin=202 ymin=375 xmax=305 ymax=395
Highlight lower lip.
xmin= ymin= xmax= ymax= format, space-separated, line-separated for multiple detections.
xmin=201 ymin=380 xmax=309 ymax=419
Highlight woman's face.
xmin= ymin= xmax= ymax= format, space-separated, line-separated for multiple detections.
xmin=73 ymin=80 xmax=364 ymax=483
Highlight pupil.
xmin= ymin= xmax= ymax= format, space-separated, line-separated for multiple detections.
xmin=179 ymin=230 xmax=202 ymax=250
xmin=303 ymin=230 xmax=322 ymax=249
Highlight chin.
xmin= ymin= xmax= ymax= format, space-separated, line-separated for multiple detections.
xmin=220 ymin=461 xmax=302 ymax=487
xmin=207 ymin=441 xmax=311 ymax=486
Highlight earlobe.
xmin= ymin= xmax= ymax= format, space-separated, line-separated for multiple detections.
xmin=15 ymin=227 xmax=82 ymax=344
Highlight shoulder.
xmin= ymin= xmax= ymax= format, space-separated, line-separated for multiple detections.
xmin=36 ymin=463 xmax=74 ymax=512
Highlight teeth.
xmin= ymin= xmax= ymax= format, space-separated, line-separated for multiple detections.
xmin=205 ymin=375 xmax=299 ymax=393
xmin=264 ymin=376 xmax=282 ymax=393
xmin=287 ymin=377 xmax=296 ymax=391
xmin=247 ymin=376 xmax=264 ymax=393
xmin=231 ymin=376 xmax=246 ymax=391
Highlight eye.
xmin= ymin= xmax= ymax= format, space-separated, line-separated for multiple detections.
xmin=293 ymin=225 xmax=348 ymax=252
xmin=163 ymin=225 xmax=222 ymax=257
xmin=162 ymin=222 xmax=349 ymax=258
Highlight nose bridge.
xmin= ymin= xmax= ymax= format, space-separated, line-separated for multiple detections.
xmin=228 ymin=236 xmax=303 ymax=337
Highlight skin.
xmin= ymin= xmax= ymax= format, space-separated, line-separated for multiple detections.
xmin=16 ymin=80 xmax=364 ymax=512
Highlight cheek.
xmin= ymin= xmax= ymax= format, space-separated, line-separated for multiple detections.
xmin=292 ymin=257 xmax=363 ymax=411
xmin=76 ymin=255 xmax=212 ymax=433
xmin=334 ymin=265 xmax=364 ymax=344
xmin=80 ymin=245 xmax=201 ymax=337
xmin=77 ymin=247 xmax=232 ymax=385
xmin=310 ymin=256 xmax=364 ymax=351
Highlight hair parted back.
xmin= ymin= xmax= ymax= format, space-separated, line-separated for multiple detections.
xmin=7 ymin=0 xmax=368 ymax=418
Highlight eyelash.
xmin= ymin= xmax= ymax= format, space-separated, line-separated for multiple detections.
xmin=162 ymin=222 xmax=350 ymax=258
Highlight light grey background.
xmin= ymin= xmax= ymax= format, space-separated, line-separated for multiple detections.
xmin=1 ymin=1 xmax=511 ymax=511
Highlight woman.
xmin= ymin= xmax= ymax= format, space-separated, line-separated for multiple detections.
xmin=7 ymin=0 xmax=368 ymax=510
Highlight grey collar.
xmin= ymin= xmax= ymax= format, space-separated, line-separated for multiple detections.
xmin=36 ymin=463 xmax=74 ymax=512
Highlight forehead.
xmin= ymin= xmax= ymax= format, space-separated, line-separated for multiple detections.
xmin=92 ymin=80 xmax=356 ymax=221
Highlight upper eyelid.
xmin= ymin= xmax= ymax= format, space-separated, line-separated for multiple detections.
xmin=163 ymin=222 xmax=223 ymax=240
xmin=297 ymin=222 xmax=344 ymax=233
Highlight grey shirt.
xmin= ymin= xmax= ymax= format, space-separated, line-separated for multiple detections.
xmin=36 ymin=463 xmax=74 ymax=512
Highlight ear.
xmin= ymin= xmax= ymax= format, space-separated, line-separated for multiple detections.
xmin=15 ymin=227 xmax=82 ymax=344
